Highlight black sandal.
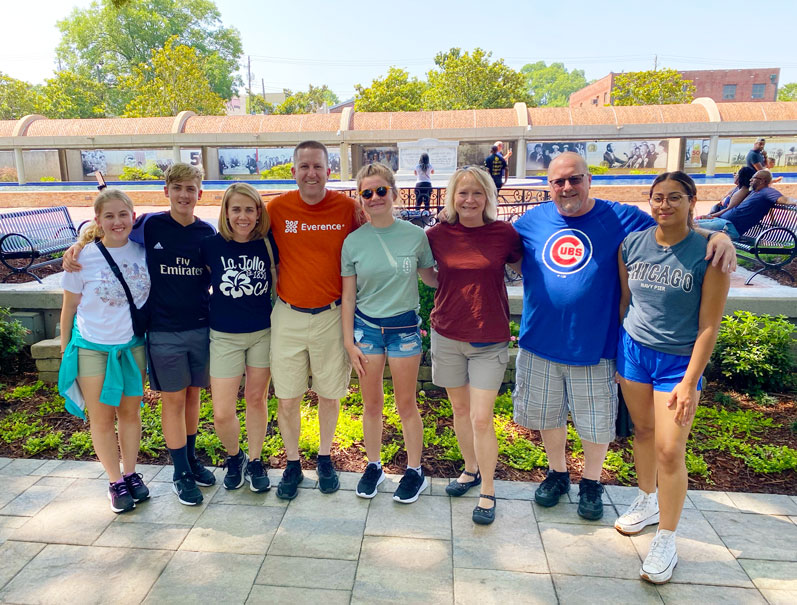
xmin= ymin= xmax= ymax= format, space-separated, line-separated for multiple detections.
xmin=445 ymin=470 xmax=481 ymax=497
xmin=472 ymin=494 xmax=496 ymax=525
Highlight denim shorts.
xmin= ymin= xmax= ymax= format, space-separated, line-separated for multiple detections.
xmin=353 ymin=315 xmax=422 ymax=358
xmin=617 ymin=328 xmax=702 ymax=393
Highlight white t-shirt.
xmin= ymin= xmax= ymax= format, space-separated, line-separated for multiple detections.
xmin=61 ymin=240 xmax=150 ymax=344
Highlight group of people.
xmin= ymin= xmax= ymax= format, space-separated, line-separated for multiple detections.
xmin=60 ymin=140 xmax=742 ymax=585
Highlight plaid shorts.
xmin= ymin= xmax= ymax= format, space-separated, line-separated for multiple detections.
xmin=512 ymin=348 xmax=617 ymax=444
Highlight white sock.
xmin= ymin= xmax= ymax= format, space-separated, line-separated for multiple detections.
xmin=639 ymin=488 xmax=656 ymax=498
xmin=408 ymin=465 xmax=422 ymax=476
xmin=368 ymin=461 xmax=382 ymax=470
xmin=657 ymin=529 xmax=675 ymax=539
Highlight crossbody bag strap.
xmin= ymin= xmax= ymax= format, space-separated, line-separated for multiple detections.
xmin=263 ymin=235 xmax=278 ymax=302
xmin=373 ymin=231 xmax=397 ymax=270
xmin=95 ymin=240 xmax=137 ymax=310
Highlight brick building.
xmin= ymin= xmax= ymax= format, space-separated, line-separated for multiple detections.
xmin=569 ymin=68 xmax=781 ymax=107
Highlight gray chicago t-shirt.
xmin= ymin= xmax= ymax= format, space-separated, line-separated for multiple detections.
xmin=621 ymin=226 xmax=707 ymax=356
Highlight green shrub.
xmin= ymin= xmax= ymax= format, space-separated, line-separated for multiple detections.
xmin=39 ymin=176 xmax=58 ymax=182
xmin=588 ymin=164 xmax=608 ymax=175
xmin=23 ymin=431 xmax=63 ymax=456
xmin=119 ymin=162 xmax=163 ymax=181
xmin=66 ymin=430 xmax=95 ymax=457
xmin=0 ymin=308 xmax=28 ymax=366
xmin=711 ymin=311 xmax=795 ymax=392
xmin=418 ymin=279 xmax=435 ymax=351
xmin=260 ymin=163 xmax=293 ymax=179
xmin=713 ymin=391 xmax=739 ymax=409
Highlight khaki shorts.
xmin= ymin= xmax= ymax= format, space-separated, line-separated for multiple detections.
xmin=78 ymin=345 xmax=147 ymax=378
xmin=512 ymin=348 xmax=617 ymax=444
xmin=210 ymin=328 xmax=271 ymax=379
xmin=270 ymin=299 xmax=351 ymax=399
xmin=430 ymin=329 xmax=509 ymax=391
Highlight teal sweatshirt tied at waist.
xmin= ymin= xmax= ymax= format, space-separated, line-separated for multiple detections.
xmin=58 ymin=320 xmax=145 ymax=420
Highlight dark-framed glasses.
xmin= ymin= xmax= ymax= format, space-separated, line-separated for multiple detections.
xmin=549 ymin=174 xmax=586 ymax=188
xmin=359 ymin=186 xmax=391 ymax=199
xmin=650 ymin=193 xmax=688 ymax=207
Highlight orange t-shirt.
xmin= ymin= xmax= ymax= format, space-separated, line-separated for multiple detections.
xmin=267 ymin=189 xmax=360 ymax=308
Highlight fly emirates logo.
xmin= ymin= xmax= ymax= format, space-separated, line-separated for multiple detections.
xmin=284 ymin=219 xmax=345 ymax=234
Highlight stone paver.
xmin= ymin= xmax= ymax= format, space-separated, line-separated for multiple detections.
xmin=269 ymin=489 xmax=368 ymax=560
xmin=0 ymin=543 xmax=172 ymax=604
xmin=704 ymin=511 xmax=797 ymax=561
xmin=180 ymin=503 xmax=283 ymax=554
xmin=0 ymin=458 xmax=792 ymax=604
xmin=255 ymin=555 xmax=357 ymax=590
xmin=143 ymin=550 xmax=262 ymax=604
xmin=365 ymin=491 xmax=450 ymax=540
xmin=453 ymin=568 xmax=557 ymax=604
xmin=551 ymin=574 xmax=662 ymax=604
xmin=352 ymin=536 xmax=453 ymax=604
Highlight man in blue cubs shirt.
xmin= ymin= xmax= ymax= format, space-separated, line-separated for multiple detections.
xmin=695 ymin=170 xmax=796 ymax=239
xmin=511 ymin=152 xmax=736 ymax=520
xmin=65 ymin=163 xmax=216 ymax=506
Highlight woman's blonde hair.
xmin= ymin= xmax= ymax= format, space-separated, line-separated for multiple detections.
xmin=444 ymin=166 xmax=498 ymax=224
xmin=355 ymin=162 xmax=397 ymax=193
xmin=217 ymin=182 xmax=270 ymax=241
xmin=78 ymin=189 xmax=135 ymax=246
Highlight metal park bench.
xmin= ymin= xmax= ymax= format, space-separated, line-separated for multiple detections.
xmin=733 ymin=202 xmax=797 ymax=285
xmin=0 ymin=206 xmax=82 ymax=283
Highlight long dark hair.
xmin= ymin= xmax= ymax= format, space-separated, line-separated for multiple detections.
xmin=419 ymin=153 xmax=430 ymax=171
xmin=650 ymin=171 xmax=696 ymax=228
xmin=737 ymin=166 xmax=755 ymax=189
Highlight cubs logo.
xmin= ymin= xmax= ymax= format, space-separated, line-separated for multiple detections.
xmin=542 ymin=229 xmax=593 ymax=275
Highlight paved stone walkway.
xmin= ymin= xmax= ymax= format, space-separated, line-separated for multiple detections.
xmin=0 ymin=457 xmax=795 ymax=604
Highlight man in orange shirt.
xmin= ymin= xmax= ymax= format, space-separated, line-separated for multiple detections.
xmin=268 ymin=140 xmax=361 ymax=500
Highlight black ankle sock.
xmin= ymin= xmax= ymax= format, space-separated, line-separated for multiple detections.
xmin=169 ymin=445 xmax=192 ymax=480
xmin=286 ymin=459 xmax=301 ymax=469
xmin=317 ymin=454 xmax=331 ymax=465
xmin=186 ymin=433 xmax=198 ymax=463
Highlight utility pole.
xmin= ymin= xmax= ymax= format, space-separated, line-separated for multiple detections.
xmin=654 ymin=55 xmax=658 ymax=71
xmin=262 ymin=78 xmax=267 ymax=114
xmin=247 ymin=55 xmax=252 ymax=94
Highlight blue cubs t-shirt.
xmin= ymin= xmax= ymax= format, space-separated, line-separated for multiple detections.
xmin=130 ymin=212 xmax=215 ymax=332
xmin=200 ymin=233 xmax=279 ymax=333
xmin=513 ymin=199 xmax=654 ymax=365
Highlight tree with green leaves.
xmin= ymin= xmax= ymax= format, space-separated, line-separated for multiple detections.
xmin=40 ymin=71 xmax=107 ymax=119
xmin=354 ymin=67 xmax=426 ymax=112
xmin=56 ymin=0 xmax=242 ymax=114
xmin=0 ymin=73 xmax=44 ymax=120
xmin=275 ymin=85 xmax=339 ymax=114
xmin=246 ymin=94 xmax=274 ymax=115
xmin=612 ymin=68 xmax=696 ymax=106
xmin=777 ymin=83 xmax=797 ymax=101
xmin=521 ymin=61 xmax=589 ymax=107
xmin=423 ymin=48 xmax=532 ymax=110
xmin=121 ymin=37 xmax=226 ymax=117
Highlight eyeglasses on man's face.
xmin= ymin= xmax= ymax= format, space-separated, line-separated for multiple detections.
xmin=549 ymin=174 xmax=586 ymax=189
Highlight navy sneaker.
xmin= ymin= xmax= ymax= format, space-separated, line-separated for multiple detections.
xmin=276 ymin=464 xmax=304 ymax=500
xmin=190 ymin=460 xmax=216 ymax=487
xmin=317 ymin=457 xmax=340 ymax=494
xmin=123 ymin=472 xmax=150 ymax=503
xmin=577 ymin=478 xmax=605 ymax=520
xmin=245 ymin=459 xmax=271 ymax=493
xmin=223 ymin=450 xmax=248 ymax=490
xmin=172 ymin=471 xmax=203 ymax=506
xmin=356 ymin=463 xmax=385 ymax=499
xmin=393 ymin=468 xmax=428 ymax=504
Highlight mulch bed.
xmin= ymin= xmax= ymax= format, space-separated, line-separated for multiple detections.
xmin=1 ymin=356 xmax=794 ymax=495
xmin=0 ymin=260 xmax=63 ymax=284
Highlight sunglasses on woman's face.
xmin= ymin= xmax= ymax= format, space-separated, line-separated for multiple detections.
xmin=359 ymin=186 xmax=391 ymax=199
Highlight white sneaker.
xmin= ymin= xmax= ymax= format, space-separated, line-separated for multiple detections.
xmin=615 ymin=491 xmax=659 ymax=535
xmin=641 ymin=531 xmax=677 ymax=584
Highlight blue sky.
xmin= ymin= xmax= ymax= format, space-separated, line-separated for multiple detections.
xmin=3 ymin=0 xmax=797 ymax=100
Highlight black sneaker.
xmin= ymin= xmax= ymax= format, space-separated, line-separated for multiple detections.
xmin=172 ymin=471 xmax=203 ymax=506
xmin=276 ymin=464 xmax=304 ymax=500
xmin=223 ymin=451 xmax=248 ymax=490
xmin=245 ymin=459 xmax=271 ymax=493
xmin=190 ymin=460 xmax=217 ymax=487
xmin=534 ymin=469 xmax=571 ymax=507
xmin=123 ymin=472 xmax=150 ymax=503
xmin=577 ymin=478 xmax=605 ymax=520
xmin=108 ymin=481 xmax=135 ymax=514
xmin=356 ymin=463 xmax=385 ymax=499
xmin=317 ymin=458 xmax=340 ymax=494
xmin=393 ymin=468 xmax=428 ymax=504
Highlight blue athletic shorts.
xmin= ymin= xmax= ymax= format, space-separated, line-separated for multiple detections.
xmin=353 ymin=315 xmax=422 ymax=358
xmin=617 ymin=328 xmax=702 ymax=393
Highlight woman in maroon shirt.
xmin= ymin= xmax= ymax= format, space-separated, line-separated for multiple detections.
xmin=427 ymin=166 xmax=522 ymax=525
